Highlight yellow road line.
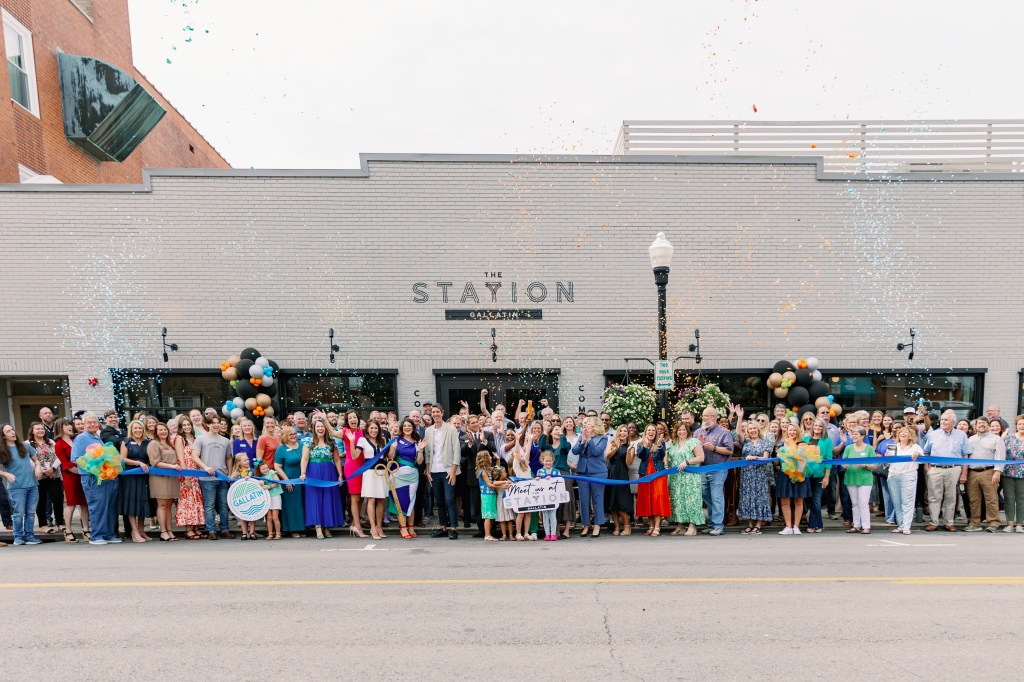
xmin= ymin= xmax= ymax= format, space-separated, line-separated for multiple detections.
xmin=0 ymin=576 xmax=1021 ymax=589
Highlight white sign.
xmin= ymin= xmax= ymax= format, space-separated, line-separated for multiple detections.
xmin=227 ymin=479 xmax=270 ymax=521
xmin=503 ymin=477 xmax=570 ymax=512
xmin=654 ymin=360 xmax=675 ymax=390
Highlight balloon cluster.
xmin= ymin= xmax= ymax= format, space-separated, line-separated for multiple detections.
xmin=219 ymin=347 xmax=281 ymax=425
xmin=76 ymin=443 xmax=123 ymax=484
xmin=765 ymin=356 xmax=843 ymax=420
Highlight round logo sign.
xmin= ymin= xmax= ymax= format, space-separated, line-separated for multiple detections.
xmin=228 ymin=479 xmax=270 ymax=521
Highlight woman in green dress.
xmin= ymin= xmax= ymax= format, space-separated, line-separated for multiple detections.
xmin=666 ymin=421 xmax=707 ymax=536
xmin=274 ymin=425 xmax=306 ymax=538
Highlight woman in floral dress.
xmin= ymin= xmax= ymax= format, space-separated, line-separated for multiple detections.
xmin=733 ymin=408 xmax=773 ymax=534
xmin=173 ymin=415 xmax=205 ymax=539
xmin=666 ymin=421 xmax=706 ymax=535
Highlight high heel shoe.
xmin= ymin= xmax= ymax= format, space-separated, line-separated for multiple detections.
xmin=591 ymin=527 xmax=601 ymax=538
xmin=323 ymin=528 xmax=333 ymax=538
xmin=315 ymin=526 xmax=325 ymax=540
xmin=349 ymin=526 xmax=368 ymax=538
xmin=580 ymin=526 xmax=591 ymax=537
xmin=398 ymin=525 xmax=413 ymax=540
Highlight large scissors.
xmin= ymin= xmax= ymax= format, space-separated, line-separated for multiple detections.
xmin=374 ymin=459 xmax=412 ymax=538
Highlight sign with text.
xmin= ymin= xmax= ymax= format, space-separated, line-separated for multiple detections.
xmin=502 ymin=477 xmax=570 ymax=512
xmin=654 ymin=360 xmax=675 ymax=390
xmin=445 ymin=309 xmax=542 ymax=321
xmin=227 ymin=479 xmax=270 ymax=521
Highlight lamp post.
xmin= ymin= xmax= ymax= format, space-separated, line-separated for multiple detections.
xmin=649 ymin=232 xmax=674 ymax=421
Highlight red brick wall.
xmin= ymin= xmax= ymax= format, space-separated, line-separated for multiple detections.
xmin=0 ymin=0 xmax=229 ymax=184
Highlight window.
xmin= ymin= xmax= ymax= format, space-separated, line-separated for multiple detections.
xmin=826 ymin=371 xmax=983 ymax=420
xmin=3 ymin=10 xmax=39 ymax=116
xmin=112 ymin=370 xmax=233 ymax=424
xmin=283 ymin=371 xmax=397 ymax=418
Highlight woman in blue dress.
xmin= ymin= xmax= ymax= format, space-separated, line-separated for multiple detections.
xmin=385 ymin=418 xmax=424 ymax=539
xmin=299 ymin=417 xmax=344 ymax=539
xmin=734 ymin=408 xmax=773 ymax=535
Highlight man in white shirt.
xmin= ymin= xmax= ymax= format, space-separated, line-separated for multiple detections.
xmin=964 ymin=418 xmax=1005 ymax=532
xmin=424 ymin=405 xmax=462 ymax=539
xmin=923 ymin=410 xmax=973 ymax=532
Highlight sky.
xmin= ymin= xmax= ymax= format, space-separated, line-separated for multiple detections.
xmin=128 ymin=0 xmax=1021 ymax=169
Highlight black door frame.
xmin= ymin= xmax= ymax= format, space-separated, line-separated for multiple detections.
xmin=432 ymin=369 xmax=560 ymax=416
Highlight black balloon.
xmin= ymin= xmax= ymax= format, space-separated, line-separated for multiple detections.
xmin=808 ymin=381 xmax=829 ymax=401
xmin=240 ymin=347 xmax=261 ymax=362
xmin=268 ymin=359 xmax=280 ymax=374
xmin=244 ymin=409 xmax=257 ymax=422
xmin=772 ymin=359 xmax=794 ymax=374
xmin=236 ymin=381 xmax=258 ymax=399
xmin=263 ymin=382 xmax=278 ymax=398
xmin=236 ymin=358 xmax=255 ymax=379
xmin=270 ymin=398 xmax=281 ymax=415
xmin=787 ymin=386 xmax=809 ymax=407
xmin=799 ymin=403 xmax=817 ymax=418
xmin=795 ymin=368 xmax=813 ymax=387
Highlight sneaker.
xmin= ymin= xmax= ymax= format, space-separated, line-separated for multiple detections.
xmin=88 ymin=538 xmax=108 ymax=545
xmin=1002 ymin=525 xmax=1015 ymax=533
xmin=13 ymin=538 xmax=25 ymax=546
xmin=107 ymin=536 xmax=123 ymax=543
xmin=829 ymin=513 xmax=839 ymax=520
xmin=448 ymin=530 xmax=459 ymax=540
xmin=1017 ymin=525 xmax=1024 ymax=533
xmin=700 ymin=527 xmax=712 ymax=535
xmin=431 ymin=529 xmax=447 ymax=538
xmin=25 ymin=537 xmax=42 ymax=545
xmin=529 ymin=533 xmax=538 ymax=541
xmin=779 ymin=527 xmax=794 ymax=535
xmin=964 ymin=525 xmax=983 ymax=532
xmin=986 ymin=525 xmax=999 ymax=533
xmin=792 ymin=527 xmax=802 ymax=535
xmin=709 ymin=527 xmax=723 ymax=536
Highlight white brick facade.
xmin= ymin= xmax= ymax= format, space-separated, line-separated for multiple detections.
xmin=0 ymin=154 xmax=1020 ymax=421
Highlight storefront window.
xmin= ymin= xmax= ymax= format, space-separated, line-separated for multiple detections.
xmin=827 ymin=372 xmax=981 ymax=420
xmin=282 ymin=371 xmax=397 ymax=418
xmin=604 ymin=370 xmax=770 ymax=414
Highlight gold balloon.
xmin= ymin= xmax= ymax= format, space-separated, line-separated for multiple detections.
xmin=244 ymin=397 xmax=257 ymax=410
xmin=256 ymin=393 xmax=272 ymax=408
xmin=831 ymin=403 xmax=843 ymax=417
xmin=814 ymin=397 xmax=830 ymax=410
xmin=263 ymin=407 xmax=275 ymax=418
xmin=774 ymin=387 xmax=789 ymax=399
xmin=227 ymin=355 xmax=241 ymax=366
xmin=222 ymin=367 xmax=238 ymax=381
xmin=767 ymin=372 xmax=783 ymax=388
xmin=782 ymin=371 xmax=796 ymax=383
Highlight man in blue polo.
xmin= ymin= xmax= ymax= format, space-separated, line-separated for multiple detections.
xmin=70 ymin=412 xmax=122 ymax=545
xmin=923 ymin=409 xmax=972 ymax=532
xmin=696 ymin=406 xmax=734 ymax=536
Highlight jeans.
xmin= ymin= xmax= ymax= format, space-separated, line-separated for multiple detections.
xmin=0 ymin=480 xmax=12 ymax=528
xmin=577 ymin=480 xmax=605 ymax=526
xmin=541 ymin=508 xmax=557 ymax=536
xmin=36 ymin=478 xmax=65 ymax=526
xmin=81 ymin=473 xmax=119 ymax=541
xmin=200 ymin=480 xmax=230 ymax=534
xmin=8 ymin=486 xmax=39 ymax=541
xmin=430 ymin=474 xmax=458 ymax=529
xmin=1003 ymin=477 xmax=1024 ymax=525
xmin=847 ymin=484 xmax=872 ymax=530
xmin=700 ymin=469 xmax=728 ymax=530
xmin=887 ymin=472 xmax=917 ymax=531
xmin=807 ymin=476 xmax=825 ymax=529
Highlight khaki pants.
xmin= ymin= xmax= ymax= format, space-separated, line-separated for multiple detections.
xmin=966 ymin=468 xmax=999 ymax=527
xmin=927 ymin=467 xmax=960 ymax=526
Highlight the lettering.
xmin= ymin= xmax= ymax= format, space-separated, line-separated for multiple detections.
xmin=511 ymin=282 xmax=517 ymax=303
xmin=556 ymin=281 xmax=574 ymax=303
xmin=412 ymin=282 xmax=428 ymax=303
xmin=484 ymin=281 xmax=502 ymax=302
xmin=460 ymin=282 xmax=480 ymax=304
xmin=526 ymin=282 xmax=547 ymax=303
xmin=436 ymin=282 xmax=453 ymax=303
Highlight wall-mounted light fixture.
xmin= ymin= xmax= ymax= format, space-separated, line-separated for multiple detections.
xmin=329 ymin=328 xmax=340 ymax=364
xmin=897 ymin=327 xmax=916 ymax=361
xmin=161 ymin=327 xmax=178 ymax=363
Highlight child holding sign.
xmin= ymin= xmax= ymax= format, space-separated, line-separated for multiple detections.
xmin=256 ymin=460 xmax=282 ymax=541
xmin=511 ymin=439 xmax=533 ymax=540
xmin=535 ymin=450 xmax=561 ymax=541
xmin=476 ymin=451 xmax=508 ymax=542
xmin=230 ymin=454 xmax=257 ymax=540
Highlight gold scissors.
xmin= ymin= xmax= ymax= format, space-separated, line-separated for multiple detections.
xmin=374 ymin=459 xmax=410 ymax=537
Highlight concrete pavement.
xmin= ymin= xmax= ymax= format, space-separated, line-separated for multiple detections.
xmin=3 ymin=531 xmax=1023 ymax=681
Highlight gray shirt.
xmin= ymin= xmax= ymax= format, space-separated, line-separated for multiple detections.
xmin=193 ymin=433 xmax=231 ymax=481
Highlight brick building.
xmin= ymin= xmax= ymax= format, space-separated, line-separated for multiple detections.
xmin=1 ymin=0 xmax=227 ymax=184
xmin=0 ymin=153 xmax=1018 ymax=433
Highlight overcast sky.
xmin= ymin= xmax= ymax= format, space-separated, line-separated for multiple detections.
xmin=128 ymin=0 xmax=1020 ymax=169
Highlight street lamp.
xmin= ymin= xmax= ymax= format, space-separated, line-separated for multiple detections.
xmin=649 ymin=232 xmax=674 ymax=421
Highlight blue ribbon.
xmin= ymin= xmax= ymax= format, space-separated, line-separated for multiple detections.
xmin=119 ymin=438 xmax=398 ymax=488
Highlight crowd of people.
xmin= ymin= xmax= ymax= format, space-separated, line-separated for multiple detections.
xmin=0 ymin=392 xmax=1019 ymax=546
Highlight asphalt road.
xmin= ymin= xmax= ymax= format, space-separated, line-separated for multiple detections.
xmin=4 ymin=530 xmax=1023 ymax=681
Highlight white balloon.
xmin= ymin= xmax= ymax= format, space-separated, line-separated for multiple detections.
xmin=806 ymin=356 xmax=820 ymax=371
xmin=811 ymin=370 xmax=822 ymax=382
xmin=232 ymin=397 xmax=244 ymax=408
xmin=221 ymin=405 xmax=230 ymax=416
xmin=261 ymin=376 xmax=274 ymax=387
xmin=248 ymin=364 xmax=264 ymax=379
xmin=254 ymin=357 xmax=270 ymax=367
xmin=230 ymin=407 xmax=244 ymax=420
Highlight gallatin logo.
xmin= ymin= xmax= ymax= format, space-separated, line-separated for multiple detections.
xmin=227 ymin=479 xmax=270 ymax=521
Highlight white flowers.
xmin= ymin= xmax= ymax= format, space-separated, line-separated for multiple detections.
xmin=601 ymin=384 xmax=658 ymax=428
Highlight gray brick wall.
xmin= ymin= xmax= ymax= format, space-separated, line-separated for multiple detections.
xmin=0 ymin=156 xmax=1020 ymax=415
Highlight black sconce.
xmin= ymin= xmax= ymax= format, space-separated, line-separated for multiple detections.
xmin=490 ymin=328 xmax=498 ymax=363
xmin=676 ymin=329 xmax=702 ymax=365
xmin=897 ymin=327 xmax=916 ymax=361
xmin=161 ymin=327 xmax=178 ymax=363
xmin=329 ymin=328 xmax=340 ymax=364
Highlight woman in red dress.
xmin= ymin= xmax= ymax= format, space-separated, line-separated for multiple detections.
xmin=630 ymin=423 xmax=671 ymax=536
xmin=173 ymin=415 xmax=206 ymax=538
xmin=53 ymin=417 xmax=88 ymax=540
